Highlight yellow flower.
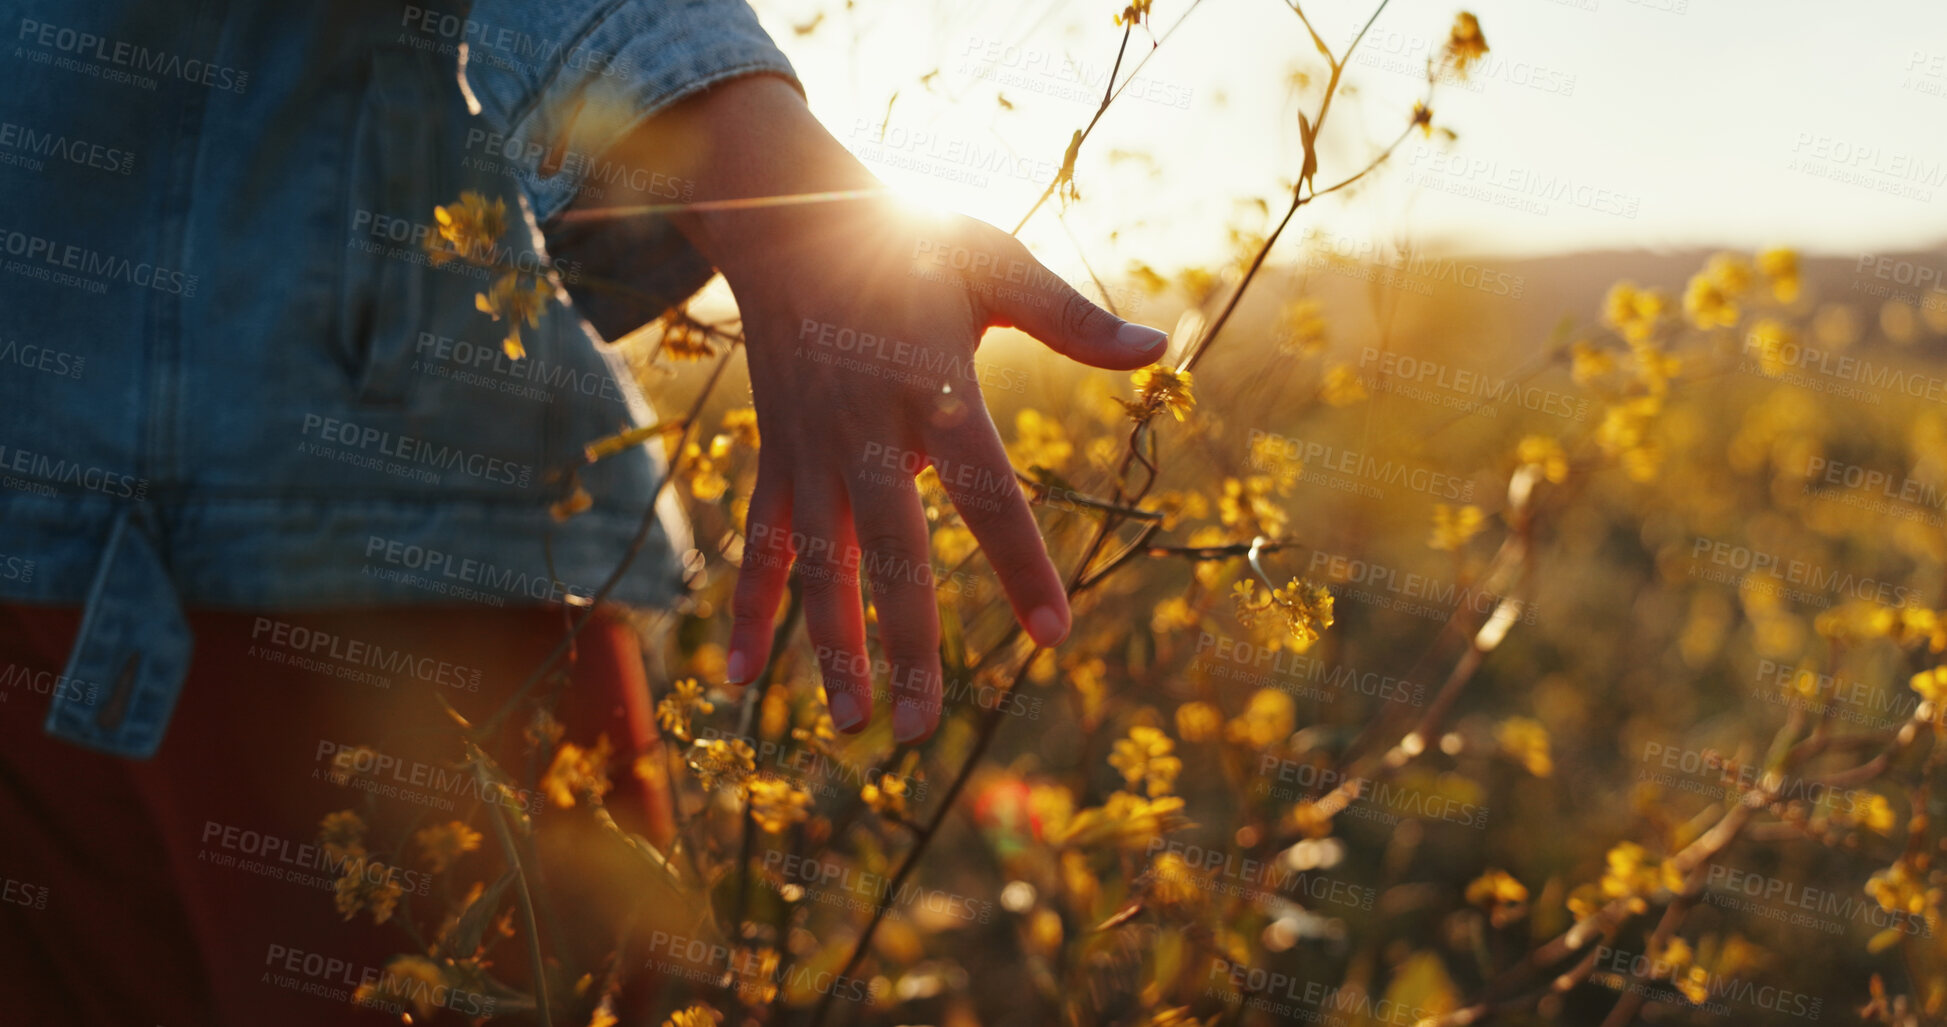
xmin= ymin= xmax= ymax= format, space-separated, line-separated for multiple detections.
xmin=932 ymin=523 xmax=978 ymax=567
xmin=319 ymin=810 xmax=366 ymax=861
xmin=678 ymin=440 xmax=729 ymax=503
xmin=1218 ymin=476 xmax=1288 ymax=538
xmin=663 ymin=1003 xmax=724 ymax=1027
xmin=1115 ymin=0 xmax=1154 ymax=28
xmin=1278 ymin=297 xmax=1329 ymax=355
xmin=1465 ymin=868 xmax=1529 ymax=908
xmin=474 ymin=272 xmax=552 ymax=360
xmin=1067 ymin=654 xmax=1111 ymax=731
xmin=333 ymin=856 xmax=405 ymax=924
xmin=1008 ymin=408 xmax=1073 ymax=471
xmin=1629 ymin=338 xmax=1680 ymax=396
xmin=1704 ymin=252 xmax=1754 ymax=295
xmin=1757 ymin=247 xmax=1800 ymax=302
xmin=1601 ymin=282 xmax=1640 ymax=335
xmin=426 ymin=191 xmax=507 ymax=267
xmin=1745 ymin=318 xmax=1795 ymax=377
xmin=1144 ymin=852 xmax=1210 ymax=914
xmin=1568 ymin=341 xmax=1614 ymax=386
xmin=413 ymin=820 xmax=483 ymax=873
xmin=1897 ymin=606 xmax=1947 ymax=652
xmin=1411 ymin=101 xmax=1434 ymax=137
xmin=1866 ymin=858 xmax=1938 ymax=921
xmin=1598 ymin=841 xmax=1679 ymax=913
xmin=1245 ymin=437 xmax=1302 ymax=496
xmin=720 ymin=407 xmax=761 ymax=449
xmin=687 ymin=737 xmax=756 ymax=791
xmin=1516 ymin=435 xmax=1568 ymax=484
xmin=1601 ymin=282 xmax=1668 ymax=343
xmin=355 ymin=956 xmax=454 ymax=1021
xmin=1495 ymin=717 xmax=1553 ymax=777
xmin=1681 ymin=254 xmax=1751 ymax=330
xmin=1051 ymin=790 xmax=1188 ymax=850
xmin=729 ymin=946 xmax=780 ymax=1005
xmin=749 ymin=777 xmax=814 ymax=833
xmin=1227 ymin=687 xmax=1296 ymax=749
xmin=1151 ymin=596 xmax=1199 ymax=632
xmin=1109 ymin=725 xmax=1183 ymax=798
xmin=1174 ymin=701 xmax=1224 ymax=743
xmin=1428 ymin=503 xmax=1485 ymax=552
xmin=1320 ymin=363 xmax=1368 ymax=406
xmin=1854 ymin=793 xmax=1898 ymax=836
xmin=1129 ymin=364 xmax=1195 ymax=421
xmin=540 ymin=735 xmax=615 ymax=809
xmin=1445 ymin=12 xmax=1489 ymax=74
xmin=656 ymin=678 xmax=715 ymax=742
xmin=657 ymin=306 xmax=719 ymax=361
xmin=1235 ymin=578 xmax=1335 ymax=651
xmin=1596 ymin=396 xmax=1663 ymax=482
xmin=862 ymin=751 xmax=921 ymax=819
xmin=1910 ymin=666 xmax=1947 ymax=704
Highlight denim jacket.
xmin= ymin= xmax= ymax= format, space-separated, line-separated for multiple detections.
xmin=0 ymin=0 xmax=797 ymax=757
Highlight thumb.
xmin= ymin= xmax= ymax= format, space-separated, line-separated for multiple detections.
xmin=970 ymin=231 xmax=1169 ymax=371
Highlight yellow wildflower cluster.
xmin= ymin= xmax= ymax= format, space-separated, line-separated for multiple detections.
xmin=1052 ymin=789 xmax=1188 ymax=851
xmin=1174 ymin=700 xmax=1224 ymax=743
xmin=1516 ymin=434 xmax=1569 ymax=484
xmin=425 ymin=191 xmax=505 ymax=268
xmin=1465 ymin=868 xmax=1528 ymax=926
xmin=1494 ymin=716 xmax=1553 ymax=777
xmin=1127 ymin=364 xmax=1195 ymax=422
xmin=748 ymin=777 xmax=814 ymax=833
xmin=1218 ymin=475 xmax=1288 ymax=538
xmin=1681 ymin=253 xmax=1754 ymax=330
xmin=1110 ymin=725 xmax=1183 ymax=797
xmin=1232 ymin=578 xmax=1335 ymax=652
xmin=1595 ymin=395 xmax=1663 ymax=482
xmin=1009 ymin=408 xmax=1073 ymax=471
xmin=541 ymin=735 xmax=615 ymax=809
xmin=1320 ymin=363 xmax=1368 ymax=406
xmin=473 ymin=272 xmax=552 ymax=361
xmin=317 ymin=809 xmax=406 ymax=924
xmin=1744 ymin=318 xmax=1796 ymax=378
xmin=663 ymin=1003 xmax=724 ymax=1027
xmin=1428 ymin=503 xmax=1485 ymax=552
xmin=1445 ymin=12 xmax=1488 ymax=75
xmin=1569 ymin=841 xmax=1681 ymax=917
xmin=688 ymin=736 xmax=757 ymax=791
xmin=1756 ymin=246 xmax=1801 ymax=302
xmin=1143 ymin=851 xmax=1211 ymax=915
xmin=413 ymin=820 xmax=483 ymax=874
xmin=1601 ymin=281 xmax=1668 ymax=343
xmin=1225 ymin=687 xmax=1296 ymax=750
xmin=863 ymin=751 xmax=921 ymax=818
xmin=656 ymin=678 xmax=715 ymax=742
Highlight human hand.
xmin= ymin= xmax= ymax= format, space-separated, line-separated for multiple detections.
xmin=600 ymin=77 xmax=1168 ymax=743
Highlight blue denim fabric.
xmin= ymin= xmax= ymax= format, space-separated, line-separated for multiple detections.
xmin=0 ymin=0 xmax=797 ymax=756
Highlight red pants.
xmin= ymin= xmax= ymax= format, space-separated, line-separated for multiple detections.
xmin=0 ymin=604 xmax=669 ymax=1026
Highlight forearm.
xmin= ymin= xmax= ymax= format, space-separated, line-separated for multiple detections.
xmin=573 ymin=74 xmax=883 ymax=284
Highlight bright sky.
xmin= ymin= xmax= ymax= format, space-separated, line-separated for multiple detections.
xmin=749 ymin=0 xmax=1947 ymax=272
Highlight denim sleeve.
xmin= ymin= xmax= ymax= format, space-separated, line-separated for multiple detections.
xmin=460 ymin=0 xmax=802 ymax=336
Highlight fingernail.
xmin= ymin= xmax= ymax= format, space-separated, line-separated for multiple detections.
xmin=1116 ymin=321 xmax=1168 ymax=356
xmin=725 ymin=650 xmax=749 ymax=685
xmin=1027 ymin=605 xmax=1069 ymax=648
xmin=894 ymin=703 xmax=929 ymax=744
xmin=829 ymin=691 xmax=865 ymax=732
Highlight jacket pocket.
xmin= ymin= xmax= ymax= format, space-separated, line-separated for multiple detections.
xmin=337 ymin=46 xmax=448 ymax=406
